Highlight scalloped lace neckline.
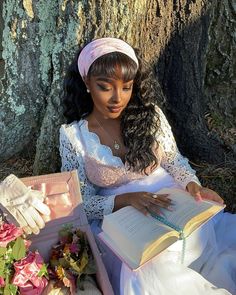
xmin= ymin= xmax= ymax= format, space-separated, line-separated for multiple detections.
xmin=80 ymin=119 xmax=125 ymax=167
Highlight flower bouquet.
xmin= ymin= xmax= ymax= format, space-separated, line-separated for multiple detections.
xmin=0 ymin=222 xmax=48 ymax=295
xmin=0 ymin=222 xmax=102 ymax=295
xmin=43 ymin=224 xmax=101 ymax=295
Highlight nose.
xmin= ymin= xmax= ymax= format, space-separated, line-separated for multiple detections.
xmin=111 ymin=88 xmax=122 ymax=103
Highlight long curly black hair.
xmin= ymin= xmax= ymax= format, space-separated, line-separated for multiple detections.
xmin=63 ymin=47 xmax=165 ymax=174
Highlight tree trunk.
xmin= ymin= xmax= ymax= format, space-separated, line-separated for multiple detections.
xmin=0 ymin=0 xmax=235 ymax=177
xmin=155 ymin=0 xmax=235 ymax=164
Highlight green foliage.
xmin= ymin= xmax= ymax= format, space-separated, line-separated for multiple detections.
xmin=12 ymin=237 xmax=26 ymax=260
xmin=38 ymin=264 xmax=48 ymax=278
xmin=0 ymin=260 xmax=5 ymax=277
xmin=49 ymin=225 xmax=96 ymax=292
xmin=0 ymin=248 xmax=6 ymax=256
xmin=3 ymin=284 xmax=17 ymax=295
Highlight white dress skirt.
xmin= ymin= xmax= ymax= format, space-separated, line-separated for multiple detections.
xmin=91 ymin=167 xmax=236 ymax=295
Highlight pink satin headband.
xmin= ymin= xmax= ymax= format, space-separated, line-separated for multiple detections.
xmin=77 ymin=37 xmax=139 ymax=78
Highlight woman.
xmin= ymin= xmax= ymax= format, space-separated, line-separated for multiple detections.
xmin=59 ymin=37 xmax=236 ymax=295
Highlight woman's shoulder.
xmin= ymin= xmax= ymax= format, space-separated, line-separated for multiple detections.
xmin=153 ymin=105 xmax=171 ymax=129
xmin=153 ymin=104 xmax=166 ymax=119
xmin=59 ymin=120 xmax=87 ymax=152
xmin=60 ymin=120 xmax=85 ymax=133
xmin=59 ymin=120 xmax=87 ymax=144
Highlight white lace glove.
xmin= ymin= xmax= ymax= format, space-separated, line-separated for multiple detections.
xmin=0 ymin=174 xmax=51 ymax=235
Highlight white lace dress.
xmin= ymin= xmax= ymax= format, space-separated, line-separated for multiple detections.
xmin=59 ymin=108 xmax=236 ymax=295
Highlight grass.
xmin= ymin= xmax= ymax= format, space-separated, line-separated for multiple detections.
xmin=0 ymin=155 xmax=34 ymax=180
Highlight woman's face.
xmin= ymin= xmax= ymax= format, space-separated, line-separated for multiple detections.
xmin=84 ymin=68 xmax=134 ymax=119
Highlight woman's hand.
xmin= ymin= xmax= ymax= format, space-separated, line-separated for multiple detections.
xmin=114 ymin=191 xmax=174 ymax=216
xmin=186 ymin=182 xmax=224 ymax=204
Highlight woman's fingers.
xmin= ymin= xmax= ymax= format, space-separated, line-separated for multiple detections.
xmin=192 ymin=191 xmax=203 ymax=202
xmin=186 ymin=182 xmax=203 ymax=201
xmin=152 ymin=194 xmax=169 ymax=200
xmin=188 ymin=186 xmax=201 ymax=200
xmin=187 ymin=182 xmax=224 ymax=204
xmin=150 ymin=194 xmax=173 ymax=210
xmin=137 ymin=199 xmax=162 ymax=216
xmin=135 ymin=199 xmax=149 ymax=215
xmin=129 ymin=192 xmax=175 ymax=216
xmin=147 ymin=204 xmax=163 ymax=216
xmin=200 ymin=188 xmax=224 ymax=204
xmin=139 ymin=194 xmax=173 ymax=215
xmin=150 ymin=199 xmax=173 ymax=210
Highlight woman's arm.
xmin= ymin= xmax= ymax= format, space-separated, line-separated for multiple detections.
xmin=59 ymin=125 xmax=116 ymax=220
xmin=156 ymin=107 xmax=201 ymax=189
xmin=156 ymin=108 xmax=223 ymax=203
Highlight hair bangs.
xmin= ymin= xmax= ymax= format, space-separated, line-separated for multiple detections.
xmin=88 ymin=52 xmax=138 ymax=82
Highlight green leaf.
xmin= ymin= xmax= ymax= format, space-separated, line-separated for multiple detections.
xmin=77 ymin=250 xmax=89 ymax=272
xmin=0 ymin=248 xmax=6 ymax=256
xmin=38 ymin=264 xmax=48 ymax=277
xmin=12 ymin=237 xmax=26 ymax=260
xmin=0 ymin=259 xmax=5 ymax=275
xmin=63 ymin=250 xmax=89 ymax=276
xmin=3 ymin=284 xmax=18 ymax=295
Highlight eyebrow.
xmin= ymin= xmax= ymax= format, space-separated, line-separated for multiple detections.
xmin=95 ymin=77 xmax=114 ymax=82
xmin=95 ymin=77 xmax=134 ymax=83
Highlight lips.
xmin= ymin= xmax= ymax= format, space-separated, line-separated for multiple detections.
xmin=108 ymin=106 xmax=123 ymax=113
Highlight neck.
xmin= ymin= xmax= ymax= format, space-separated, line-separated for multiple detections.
xmin=89 ymin=111 xmax=121 ymax=126
xmin=87 ymin=112 xmax=123 ymax=153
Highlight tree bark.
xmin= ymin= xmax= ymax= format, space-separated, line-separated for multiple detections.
xmin=0 ymin=0 xmax=235 ymax=176
xmin=155 ymin=0 xmax=235 ymax=163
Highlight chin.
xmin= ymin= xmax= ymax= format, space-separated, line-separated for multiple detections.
xmin=107 ymin=112 xmax=122 ymax=119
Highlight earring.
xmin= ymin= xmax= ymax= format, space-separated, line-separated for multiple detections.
xmin=87 ymin=89 xmax=90 ymax=93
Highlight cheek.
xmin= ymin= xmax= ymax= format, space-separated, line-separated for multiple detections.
xmin=91 ymin=92 xmax=110 ymax=110
xmin=124 ymin=92 xmax=132 ymax=104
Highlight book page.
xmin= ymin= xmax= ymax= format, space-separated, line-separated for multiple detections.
xmin=99 ymin=232 xmax=141 ymax=269
xmin=102 ymin=206 xmax=173 ymax=263
xmin=155 ymin=188 xmax=224 ymax=232
xmin=99 ymin=230 xmax=178 ymax=270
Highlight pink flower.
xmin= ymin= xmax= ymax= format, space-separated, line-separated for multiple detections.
xmin=12 ymin=251 xmax=48 ymax=295
xmin=18 ymin=278 xmax=48 ymax=295
xmin=0 ymin=223 xmax=23 ymax=247
xmin=0 ymin=276 xmax=5 ymax=287
xmin=69 ymin=243 xmax=79 ymax=253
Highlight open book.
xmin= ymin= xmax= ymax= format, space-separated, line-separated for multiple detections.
xmin=98 ymin=188 xmax=225 ymax=269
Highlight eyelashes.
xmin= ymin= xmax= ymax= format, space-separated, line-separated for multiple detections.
xmin=97 ymin=84 xmax=133 ymax=92
xmin=97 ymin=84 xmax=111 ymax=91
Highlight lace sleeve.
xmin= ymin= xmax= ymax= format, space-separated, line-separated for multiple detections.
xmin=156 ymin=108 xmax=201 ymax=189
xmin=59 ymin=125 xmax=116 ymax=220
